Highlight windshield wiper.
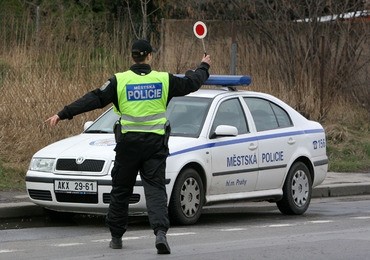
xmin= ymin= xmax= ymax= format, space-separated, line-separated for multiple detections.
xmin=84 ymin=130 xmax=111 ymax=133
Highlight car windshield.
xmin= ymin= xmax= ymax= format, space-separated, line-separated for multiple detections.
xmin=84 ymin=109 xmax=120 ymax=133
xmin=85 ymin=96 xmax=211 ymax=137
xmin=166 ymin=96 xmax=211 ymax=137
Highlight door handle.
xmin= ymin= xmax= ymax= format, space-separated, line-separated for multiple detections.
xmin=288 ymin=138 xmax=296 ymax=145
xmin=249 ymin=143 xmax=258 ymax=150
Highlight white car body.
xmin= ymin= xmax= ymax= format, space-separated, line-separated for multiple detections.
xmin=26 ymin=75 xmax=328 ymax=224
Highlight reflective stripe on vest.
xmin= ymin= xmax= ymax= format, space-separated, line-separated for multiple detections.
xmin=115 ymin=70 xmax=169 ymax=135
xmin=120 ymin=112 xmax=166 ymax=122
xmin=121 ymin=124 xmax=165 ymax=132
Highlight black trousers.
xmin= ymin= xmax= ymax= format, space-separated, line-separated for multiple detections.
xmin=106 ymin=132 xmax=170 ymax=238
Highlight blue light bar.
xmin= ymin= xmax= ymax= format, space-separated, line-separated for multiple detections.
xmin=175 ymin=74 xmax=252 ymax=86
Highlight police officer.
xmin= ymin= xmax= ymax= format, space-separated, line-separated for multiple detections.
xmin=46 ymin=39 xmax=211 ymax=254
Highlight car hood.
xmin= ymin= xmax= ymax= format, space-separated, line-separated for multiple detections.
xmin=33 ymin=133 xmax=116 ymax=159
xmin=33 ymin=134 xmax=202 ymax=159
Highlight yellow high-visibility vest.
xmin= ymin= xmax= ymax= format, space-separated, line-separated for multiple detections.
xmin=114 ymin=70 xmax=169 ymax=135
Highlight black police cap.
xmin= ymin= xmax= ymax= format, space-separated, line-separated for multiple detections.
xmin=131 ymin=39 xmax=154 ymax=57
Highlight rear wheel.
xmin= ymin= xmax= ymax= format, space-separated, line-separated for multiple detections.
xmin=276 ymin=162 xmax=312 ymax=215
xmin=169 ymin=168 xmax=204 ymax=225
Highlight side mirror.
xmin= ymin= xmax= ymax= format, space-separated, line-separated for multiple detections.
xmin=83 ymin=121 xmax=94 ymax=131
xmin=211 ymin=125 xmax=238 ymax=138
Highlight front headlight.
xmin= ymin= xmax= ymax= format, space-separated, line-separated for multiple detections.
xmin=29 ymin=158 xmax=56 ymax=172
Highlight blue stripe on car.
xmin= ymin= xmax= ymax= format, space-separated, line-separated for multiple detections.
xmin=169 ymin=128 xmax=324 ymax=157
xmin=212 ymin=164 xmax=288 ymax=176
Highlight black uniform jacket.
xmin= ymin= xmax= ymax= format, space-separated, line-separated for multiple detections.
xmin=57 ymin=62 xmax=210 ymax=120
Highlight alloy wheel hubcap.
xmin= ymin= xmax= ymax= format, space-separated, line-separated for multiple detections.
xmin=291 ymin=170 xmax=309 ymax=207
xmin=180 ymin=177 xmax=200 ymax=217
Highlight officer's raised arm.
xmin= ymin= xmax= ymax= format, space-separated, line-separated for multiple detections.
xmin=168 ymin=54 xmax=211 ymax=98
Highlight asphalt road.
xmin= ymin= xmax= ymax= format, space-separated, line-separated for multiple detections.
xmin=1 ymin=195 xmax=369 ymax=260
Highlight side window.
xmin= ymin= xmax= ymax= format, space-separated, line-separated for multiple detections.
xmin=244 ymin=97 xmax=292 ymax=131
xmin=210 ymin=98 xmax=248 ymax=135
xmin=270 ymin=102 xmax=293 ymax=128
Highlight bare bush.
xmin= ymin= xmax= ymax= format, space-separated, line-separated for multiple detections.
xmin=0 ymin=1 xmax=369 ymax=169
xmin=239 ymin=1 xmax=369 ymax=120
xmin=159 ymin=1 xmax=369 ymax=120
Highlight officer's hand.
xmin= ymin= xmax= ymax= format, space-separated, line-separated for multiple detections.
xmin=45 ymin=115 xmax=60 ymax=127
xmin=201 ymin=55 xmax=211 ymax=65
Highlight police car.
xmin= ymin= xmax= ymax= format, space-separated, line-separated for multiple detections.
xmin=26 ymin=75 xmax=328 ymax=225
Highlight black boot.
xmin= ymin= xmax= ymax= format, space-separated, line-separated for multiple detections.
xmin=109 ymin=237 xmax=122 ymax=249
xmin=155 ymin=230 xmax=171 ymax=254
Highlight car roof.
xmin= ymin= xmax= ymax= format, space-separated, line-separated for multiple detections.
xmin=185 ymin=88 xmax=296 ymax=116
xmin=186 ymin=88 xmax=239 ymax=98
xmin=186 ymin=88 xmax=266 ymax=99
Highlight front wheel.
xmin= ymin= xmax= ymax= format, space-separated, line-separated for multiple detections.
xmin=168 ymin=168 xmax=204 ymax=225
xmin=276 ymin=162 xmax=312 ymax=215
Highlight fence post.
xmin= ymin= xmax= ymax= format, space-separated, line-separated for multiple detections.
xmin=230 ymin=22 xmax=237 ymax=75
xmin=319 ymin=35 xmax=326 ymax=120
xmin=25 ymin=1 xmax=40 ymax=44
xmin=36 ymin=6 xmax=40 ymax=43
xmin=160 ymin=18 xmax=165 ymax=70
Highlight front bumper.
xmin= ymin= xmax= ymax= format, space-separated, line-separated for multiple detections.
xmin=25 ymin=171 xmax=147 ymax=214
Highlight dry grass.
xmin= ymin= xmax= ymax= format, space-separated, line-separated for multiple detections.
xmin=0 ymin=15 xmax=369 ymax=175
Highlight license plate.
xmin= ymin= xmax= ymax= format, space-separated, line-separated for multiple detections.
xmin=54 ymin=180 xmax=97 ymax=194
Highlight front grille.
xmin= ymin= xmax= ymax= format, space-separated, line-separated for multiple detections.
xmin=55 ymin=193 xmax=98 ymax=204
xmin=28 ymin=189 xmax=52 ymax=201
xmin=56 ymin=159 xmax=105 ymax=172
xmin=103 ymin=193 xmax=140 ymax=204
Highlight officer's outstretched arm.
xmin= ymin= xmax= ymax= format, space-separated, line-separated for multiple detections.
xmin=45 ymin=114 xmax=60 ymax=127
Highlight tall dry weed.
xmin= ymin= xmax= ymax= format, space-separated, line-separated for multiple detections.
xmin=0 ymin=12 xmax=369 ymax=170
xmin=0 ymin=13 xmax=135 ymax=168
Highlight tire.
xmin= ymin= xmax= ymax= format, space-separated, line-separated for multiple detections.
xmin=276 ymin=162 xmax=312 ymax=215
xmin=168 ymin=168 xmax=205 ymax=225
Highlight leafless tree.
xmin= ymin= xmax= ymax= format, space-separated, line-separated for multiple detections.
xmin=126 ymin=0 xmax=159 ymax=40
